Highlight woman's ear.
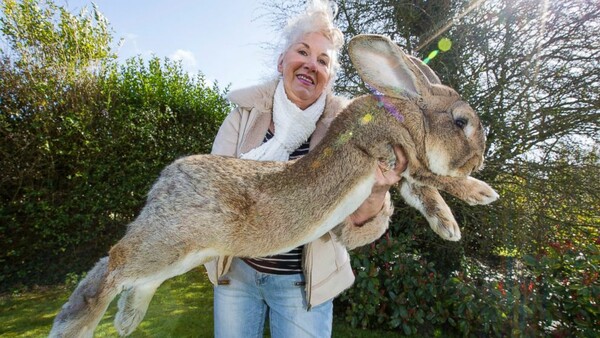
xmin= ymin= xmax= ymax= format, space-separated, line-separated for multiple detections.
xmin=277 ymin=54 xmax=284 ymax=73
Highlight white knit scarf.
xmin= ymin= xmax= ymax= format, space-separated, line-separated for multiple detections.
xmin=241 ymin=80 xmax=326 ymax=161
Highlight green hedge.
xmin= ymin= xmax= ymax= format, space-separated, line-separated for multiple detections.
xmin=337 ymin=210 xmax=600 ymax=337
xmin=0 ymin=56 xmax=230 ymax=291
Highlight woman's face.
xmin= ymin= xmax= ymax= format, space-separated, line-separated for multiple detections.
xmin=278 ymin=32 xmax=334 ymax=110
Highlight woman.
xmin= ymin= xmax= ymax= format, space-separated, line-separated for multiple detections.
xmin=205 ymin=1 xmax=406 ymax=337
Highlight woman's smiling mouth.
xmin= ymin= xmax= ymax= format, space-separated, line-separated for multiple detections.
xmin=296 ymin=74 xmax=314 ymax=85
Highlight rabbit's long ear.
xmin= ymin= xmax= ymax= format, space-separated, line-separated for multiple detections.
xmin=348 ymin=34 xmax=433 ymax=99
xmin=407 ymin=56 xmax=442 ymax=85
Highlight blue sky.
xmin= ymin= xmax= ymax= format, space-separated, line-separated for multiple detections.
xmin=64 ymin=0 xmax=279 ymax=90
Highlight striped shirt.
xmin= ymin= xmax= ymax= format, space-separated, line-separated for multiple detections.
xmin=242 ymin=129 xmax=310 ymax=274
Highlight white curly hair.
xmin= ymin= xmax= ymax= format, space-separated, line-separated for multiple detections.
xmin=279 ymin=0 xmax=344 ymax=84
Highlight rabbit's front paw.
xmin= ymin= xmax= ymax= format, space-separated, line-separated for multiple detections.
xmin=463 ymin=177 xmax=499 ymax=205
xmin=429 ymin=214 xmax=461 ymax=241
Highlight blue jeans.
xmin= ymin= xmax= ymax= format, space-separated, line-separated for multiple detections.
xmin=213 ymin=258 xmax=333 ymax=338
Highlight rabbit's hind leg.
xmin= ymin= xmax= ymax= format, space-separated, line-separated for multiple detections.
xmin=113 ymin=247 xmax=218 ymax=335
xmin=114 ymin=280 xmax=162 ymax=336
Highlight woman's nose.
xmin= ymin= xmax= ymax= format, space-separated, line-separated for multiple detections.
xmin=304 ymin=58 xmax=317 ymax=71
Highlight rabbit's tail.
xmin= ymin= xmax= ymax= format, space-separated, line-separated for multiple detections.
xmin=49 ymin=257 xmax=121 ymax=338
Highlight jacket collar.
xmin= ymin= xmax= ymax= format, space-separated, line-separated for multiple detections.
xmin=227 ymin=78 xmax=279 ymax=113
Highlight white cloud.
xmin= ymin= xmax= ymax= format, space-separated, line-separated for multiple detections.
xmin=118 ymin=33 xmax=140 ymax=54
xmin=170 ymin=49 xmax=197 ymax=71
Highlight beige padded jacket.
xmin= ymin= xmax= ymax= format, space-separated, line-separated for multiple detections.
xmin=204 ymin=79 xmax=393 ymax=307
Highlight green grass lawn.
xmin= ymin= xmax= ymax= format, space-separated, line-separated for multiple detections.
xmin=0 ymin=270 xmax=399 ymax=337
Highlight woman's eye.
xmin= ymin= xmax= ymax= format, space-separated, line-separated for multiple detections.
xmin=318 ymin=59 xmax=328 ymax=66
xmin=298 ymin=50 xmax=308 ymax=56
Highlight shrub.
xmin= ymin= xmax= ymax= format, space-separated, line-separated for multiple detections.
xmin=522 ymin=241 xmax=600 ymax=336
xmin=0 ymin=0 xmax=230 ymax=290
xmin=338 ymin=228 xmax=599 ymax=337
xmin=336 ymin=207 xmax=450 ymax=337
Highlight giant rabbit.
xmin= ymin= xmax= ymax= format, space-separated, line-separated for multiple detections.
xmin=50 ymin=34 xmax=498 ymax=337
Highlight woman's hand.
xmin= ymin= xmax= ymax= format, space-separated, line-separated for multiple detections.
xmin=373 ymin=145 xmax=407 ymax=193
xmin=350 ymin=145 xmax=408 ymax=226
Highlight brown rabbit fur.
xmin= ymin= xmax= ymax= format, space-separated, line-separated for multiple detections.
xmin=49 ymin=34 xmax=498 ymax=337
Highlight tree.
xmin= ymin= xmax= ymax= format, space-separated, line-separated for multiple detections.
xmin=0 ymin=0 xmax=115 ymax=73
xmin=426 ymin=0 xmax=600 ymax=257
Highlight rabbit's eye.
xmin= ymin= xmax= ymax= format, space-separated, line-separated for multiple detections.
xmin=454 ymin=117 xmax=468 ymax=129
